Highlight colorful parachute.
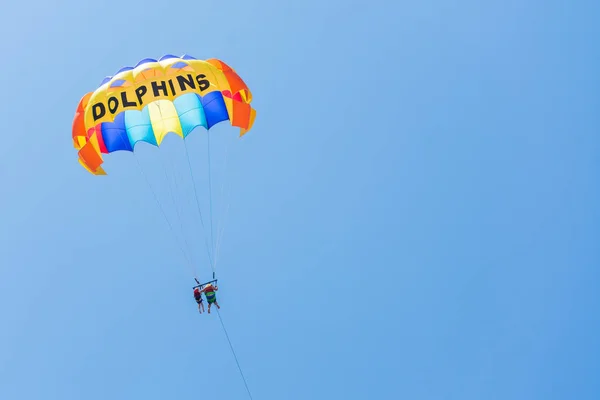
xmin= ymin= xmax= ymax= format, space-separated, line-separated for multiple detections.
xmin=72 ymin=54 xmax=256 ymax=175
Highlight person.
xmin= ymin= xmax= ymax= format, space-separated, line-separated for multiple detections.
xmin=201 ymin=283 xmax=220 ymax=313
xmin=193 ymin=287 xmax=205 ymax=314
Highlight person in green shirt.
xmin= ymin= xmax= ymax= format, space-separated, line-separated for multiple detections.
xmin=201 ymin=283 xmax=221 ymax=314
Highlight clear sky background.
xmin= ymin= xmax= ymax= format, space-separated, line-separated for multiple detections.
xmin=1 ymin=0 xmax=599 ymax=399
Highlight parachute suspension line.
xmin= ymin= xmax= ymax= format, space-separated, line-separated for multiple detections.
xmin=213 ymin=203 xmax=229 ymax=270
xmin=113 ymin=122 xmax=196 ymax=277
xmin=157 ymin=146 xmax=197 ymax=271
xmin=216 ymin=308 xmax=254 ymax=400
xmin=207 ymin=131 xmax=216 ymax=268
xmin=213 ymin=138 xmax=235 ymax=270
xmin=183 ymin=138 xmax=215 ymax=273
xmin=132 ymin=153 xmax=196 ymax=277
xmin=164 ymin=146 xmax=201 ymax=272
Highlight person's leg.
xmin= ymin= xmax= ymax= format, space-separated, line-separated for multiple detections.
xmin=214 ymin=300 xmax=220 ymax=309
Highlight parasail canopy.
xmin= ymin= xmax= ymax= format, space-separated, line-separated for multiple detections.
xmin=72 ymin=54 xmax=256 ymax=175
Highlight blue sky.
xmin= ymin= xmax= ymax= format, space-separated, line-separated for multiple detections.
xmin=1 ymin=0 xmax=599 ymax=399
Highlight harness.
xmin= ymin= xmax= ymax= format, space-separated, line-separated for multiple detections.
xmin=193 ymin=278 xmax=218 ymax=304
